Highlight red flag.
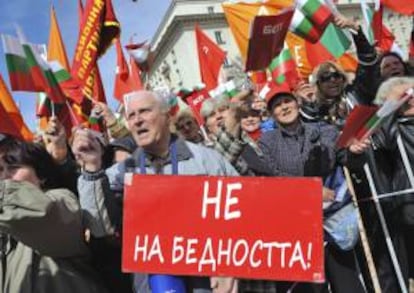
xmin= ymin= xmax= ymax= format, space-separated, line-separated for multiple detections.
xmin=250 ymin=70 xmax=268 ymax=93
xmin=373 ymin=6 xmax=399 ymax=52
xmin=114 ymin=38 xmax=131 ymax=101
xmin=74 ymin=0 xmax=106 ymax=124
xmin=181 ymin=88 xmax=210 ymax=126
xmin=381 ymin=0 xmax=414 ymax=15
xmin=71 ymin=0 xmax=120 ymax=101
xmin=93 ymin=66 xmax=107 ymax=103
xmin=129 ymin=56 xmax=143 ymax=91
xmin=113 ymin=39 xmax=143 ymax=103
xmin=195 ymin=25 xmax=226 ymax=91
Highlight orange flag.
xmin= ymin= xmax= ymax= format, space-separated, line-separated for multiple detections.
xmin=195 ymin=24 xmax=226 ymax=91
xmin=222 ymin=0 xmax=294 ymax=61
xmin=0 ymin=74 xmax=33 ymax=140
xmin=286 ymin=33 xmax=357 ymax=79
xmin=48 ymin=6 xmax=70 ymax=70
xmin=46 ymin=5 xmax=79 ymax=134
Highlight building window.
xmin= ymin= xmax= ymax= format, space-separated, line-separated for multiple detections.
xmin=207 ymin=6 xmax=214 ymax=14
xmin=215 ymin=31 xmax=225 ymax=45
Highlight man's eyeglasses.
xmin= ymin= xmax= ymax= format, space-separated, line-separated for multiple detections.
xmin=319 ymin=72 xmax=344 ymax=83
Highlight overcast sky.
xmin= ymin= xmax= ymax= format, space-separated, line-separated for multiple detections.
xmin=0 ymin=0 xmax=170 ymax=130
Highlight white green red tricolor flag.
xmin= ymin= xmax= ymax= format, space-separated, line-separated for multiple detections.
xmin=268 ymin=45 xmax=300 ymax=89
xmin=289 ymin=9 xmax=322 ymax=43
xmin=356 ymin=88 xmax=414 ymax=142
xmin=296 ymin=0 xmax=333 ymax=32
xmin=2 ymin=33 xmax=65 ymax=103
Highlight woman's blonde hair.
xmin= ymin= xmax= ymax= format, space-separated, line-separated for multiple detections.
xmin=312 ymin=61 xmax=349 ymax=102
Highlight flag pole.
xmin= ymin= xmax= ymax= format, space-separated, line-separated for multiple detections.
xmin=51 ymin=100 xmax=56 ymax=118
xmin=363 ymin=164 xmax=408 ymax=293
xmin=343 ymin=167 xmax=381 ymax=293
xmin=65 ymin=100 xmax=80 ymax=128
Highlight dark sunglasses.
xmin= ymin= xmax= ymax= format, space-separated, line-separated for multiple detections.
xmin=319 ymin=72 xmax=344 ymax=83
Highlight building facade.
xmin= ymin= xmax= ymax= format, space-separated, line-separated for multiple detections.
xmin=147 ymin=0 xmax=412 ymax=90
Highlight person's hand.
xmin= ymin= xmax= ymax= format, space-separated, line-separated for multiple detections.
xmin=92 ymin=102 xmax=117 ymax=126
xmin=43 ymin=116 xmax=68 ymax=164
xmin=210 ymin=277 xmax=238 ymax=293
xmin=224 ymin=104 xmax=242 ymax=138
xmin=71 ymin=128 xmax=104 ymax=172
xmin=334 ymin=14 xmax=360 ymax=31
xmin=349 ymin=138 xmax=371 ymax=154
xmin=294 ymin=82 xmax=317 ymax=104
xmin=323 ymin=187 xmax=335 ymax=202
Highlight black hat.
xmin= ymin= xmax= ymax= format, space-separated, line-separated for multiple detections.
xmin=266 ymin=92 xmax=296 ymax=113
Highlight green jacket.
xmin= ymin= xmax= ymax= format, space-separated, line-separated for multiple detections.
xmin=0 ymin=180 xmax=108 ymax=293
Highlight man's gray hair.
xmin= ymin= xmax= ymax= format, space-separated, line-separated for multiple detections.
xmin=200 ymin=95 xmax=230 ymax=119
xmin=124 ymin=90 xmax=171 ymax=114
xmin=375 ymin=77 xmax=414 ymax=105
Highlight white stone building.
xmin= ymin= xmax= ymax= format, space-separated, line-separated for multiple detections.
xmin=147 ymin=0 xmax=412 ymax=90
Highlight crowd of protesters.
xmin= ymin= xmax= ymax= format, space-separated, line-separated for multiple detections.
xmin=1 ymin=13 xmax=414 ymax=293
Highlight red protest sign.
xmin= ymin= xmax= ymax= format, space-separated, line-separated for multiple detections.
xmin=245 ymin=10 xmax=294 ymax=71
xmin=185 ymin=90 xmax=210 ymax=126
xmin=122 ymin=175 xmax=324 ymax=283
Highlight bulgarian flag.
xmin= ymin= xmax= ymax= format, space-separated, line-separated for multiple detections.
xmin=357 ymin=88 xmax=414 ymax=141
xmin=209 ymin=80 xmax=239 ymax=99
xmin=17 ymin=27 xmax=66 ymax=104
xmin=2 ymin=33 xmax=66 ymax=104
xmin=361 ymin=1 xmax=403 ymax=54
xmin=21 ymin=40 xmax=66 ymax=104
xmin=268 ymin=46 xmax=300 ymax=89
xmin=296 ymin=0 xmax=333 ymax=33
xmin=48 ymin=60 xmax=83 ymax=104
xmin=319 ymin=23 xmax=351 ymax=59
xmin=223 ymin=80 xmax=239 ymax=98
xmin=2 ymin=34 xmax=37 ymax=91
xmin=289 ymin=9 xmax=323 ymax=43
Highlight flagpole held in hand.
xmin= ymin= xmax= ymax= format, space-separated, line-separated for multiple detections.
xmin=343 ymin=167 xmax=381 ymax=293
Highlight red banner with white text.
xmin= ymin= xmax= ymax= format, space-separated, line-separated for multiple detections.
xmin=122 ymin=175 xmax=325 ymax=282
